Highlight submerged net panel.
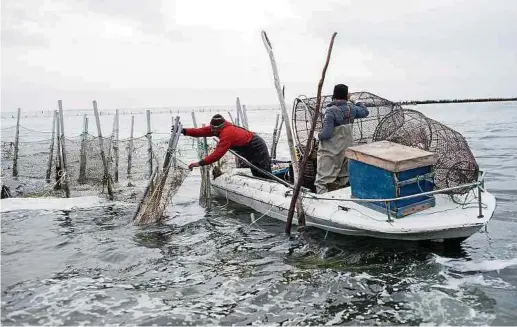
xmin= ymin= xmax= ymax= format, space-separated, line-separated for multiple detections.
xmin=133 ymin=121 xmax=191 ymax=225
xmin=133 ymin=160 xmax=191 ymax=225
xmin=292 ymin=92 xmax=400 ymax=189
xmin=372 ymin=109 xmax=479 ymax=193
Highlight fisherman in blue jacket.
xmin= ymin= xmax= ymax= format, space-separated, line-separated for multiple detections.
xmin=314 ymin=84 xmax=369 ymax=193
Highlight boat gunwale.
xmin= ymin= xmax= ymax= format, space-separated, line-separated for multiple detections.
xmin=210 ymin=182 xmax=494 ymax=238
xmin=222 ymin=169 xmax=487 ymax=203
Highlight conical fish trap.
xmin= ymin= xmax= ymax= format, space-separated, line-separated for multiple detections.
xmin=372 ymin=109 xmax=479 ymax=194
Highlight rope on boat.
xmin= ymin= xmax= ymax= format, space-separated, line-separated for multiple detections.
xmin=250 ymin=204 xmax=275 ymax=227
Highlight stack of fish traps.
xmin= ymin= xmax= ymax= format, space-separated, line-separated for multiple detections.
xmin=372 ymin=109 xmax=479 ymax=194
xmin=292 ymin=92 xmax=478 ymax=194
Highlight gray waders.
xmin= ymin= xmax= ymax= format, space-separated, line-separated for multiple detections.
xmin=314 ymin=124 xmax=353 ymax=194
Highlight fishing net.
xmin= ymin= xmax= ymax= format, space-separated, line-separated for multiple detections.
xmin=0 ymin=118 xmax=189 ymax=199
xmin=133 ymin=161 xmax=191 ymax=225
xmin=133 ymin=118 xmax=191 ymax=225
xmin=292 ymin=92 xmax=400 ymax=190
xmin=372 ymin=109 xmax=479 ymax=194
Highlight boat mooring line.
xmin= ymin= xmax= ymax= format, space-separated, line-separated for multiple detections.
xmin=250 ymin=204 xmax=275 ymax=227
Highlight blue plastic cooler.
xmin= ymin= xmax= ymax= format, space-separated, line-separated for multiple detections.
xmin=345 ymin=141 xmax=437 ymax=218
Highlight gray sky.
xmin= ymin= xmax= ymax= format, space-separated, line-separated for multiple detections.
xmin=2 ymin=0 xmax=516 ymax=111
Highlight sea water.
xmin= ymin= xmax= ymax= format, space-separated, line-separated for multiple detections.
xmin=1 ymin=101 xmax=516 ymax=325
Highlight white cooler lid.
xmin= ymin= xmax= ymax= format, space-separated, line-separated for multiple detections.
xmin=345 ymin=140 xmax=437 ymax=172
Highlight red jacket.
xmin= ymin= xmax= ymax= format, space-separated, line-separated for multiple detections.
xmin=185 ymin=122 xmax=253 ymax=165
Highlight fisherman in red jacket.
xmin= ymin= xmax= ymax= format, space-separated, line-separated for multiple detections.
xmin=182 ymin=114 xmax=272 ymax=179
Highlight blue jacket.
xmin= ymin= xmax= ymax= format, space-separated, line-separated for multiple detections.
xmin=318 ymin=100 xmax=369 ymax=141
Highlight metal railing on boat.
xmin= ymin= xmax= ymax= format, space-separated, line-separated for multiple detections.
xmin=292 ymin=171 xmax=487 ymax=222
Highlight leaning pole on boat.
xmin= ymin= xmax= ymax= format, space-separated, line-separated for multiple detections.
xmin=285 ymin=32 xmax=337 ymax=235
xmin=261 ymin=30 xmax=306 ymax=232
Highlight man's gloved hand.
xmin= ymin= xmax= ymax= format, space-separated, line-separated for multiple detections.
xmin=172 ymin=127 xmax=187 ymax=135
xmin=188 ymin=161 xmax=200 ymax=170
xmin=312 ymin=133 xmax=320 ymax=148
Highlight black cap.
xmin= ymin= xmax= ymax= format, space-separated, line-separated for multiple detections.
xmin=210 ymin=114 xmax=225 ymax=128
xmin=332 ymin=84 xmax=348 ymax=100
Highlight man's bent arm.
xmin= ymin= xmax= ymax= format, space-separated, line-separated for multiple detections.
xmin=200 ymin=138 xmax=232 ymax=165
xmin=185 ymin=125 xmax=214 ymax=137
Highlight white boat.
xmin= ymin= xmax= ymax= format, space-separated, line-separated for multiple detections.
xmin=210 ymin=168 xmax=496 ymax=242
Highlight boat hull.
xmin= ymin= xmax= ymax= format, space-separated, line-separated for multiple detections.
xmin=211 ymin=169 xmax=496 ymax=242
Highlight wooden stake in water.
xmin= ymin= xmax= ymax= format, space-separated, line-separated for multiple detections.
xmin=192 ymin=112 xmax=208 ymax=207
xmin=163 ymin=116 xmax=181 ymax=170
xmin=227 ymin=111 xmax=235 ymax=124
xmin=236 ymin=104 xmax=241 ymax=127
xmin=127 ymin=115 xmax=134 ymax=181
xmin=201 ymin=123 xmax=211 ymax=208
xmin=236 ymin=97 xmax=247 ymax=128
xmin=270 ymin=113 xmax=284 ymax=160
xmin=285 ymin=32 xmax=337 ymax=235
xmin=79 ymin=114 xmax=88 ymax=183
xmin=262 ymin=30 xmax=306 ymax=233
xmin=107 ymin=113 xmax=116 ymax=172
xmin=93 ymin=100 xmax=114 ymax=200
xmin=146 ymin=110 xmax=153 ymax=178
xmin=276 ymin=114 xmax=284 ymax=148
xmin=55 ymin=113 xmax=62 ymax=189
xmin=114 ymin=109 xmax=120 ymax=183
xmin=12 ymin=108 xmax=21 ymax=178
xmin=242 ymin=104 xmax=249 ymax=129
xmin=46 ymin=110 xmax=57 ymax=183
xmin=271 ymin=113 xmax=280 ymax=159
xmin=58 ymin=100 xmax=70 ymax=198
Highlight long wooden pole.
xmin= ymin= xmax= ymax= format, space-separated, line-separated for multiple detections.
xmin=127 ymin=115 xmax=134 ymax=180
xmin=146 ymin=110 xmax=153 ymax=177
xmin=236 ymin=98 xmax=246 ymax=129
xmin=242 ymin=104 xmax=249 ymax=129
xmin=192 ymin=112 xmax=208 ymax=206
xmin=201 ymin=123 xmax=211 ymax=208
xmin=55 ymin=113 xmax=62 ymax=189
xmin=227 ymin=111 xmax=235 ymax=124
xmin=275 ymin=115 xmax=285 ymax=154
xmin=107 ymin=114 xmax=115 ymax=171
xmin=271 ymin=113 xmax=280 ymax=159
xmin=114 ymin=109 xmax=120 ymax=183
xmin=236 ymin=103 xmax=241 ymax=127
xmin=46 ymin=110 xmax=57 ymax=182
xmin=261 ymin=30 xmax=306 ymax=232
xmin=164 ymin=116 xmax=180 ymax=170
xmin=285 ymin=32 xmax=337 ymax=235
xmin=58 ymin=100 xmax=70 ymax=198
xmin=261 ymin=32 xmax=300 ymax=183
xmin=79 ymin=114 xmax=88 ymax=183
xmin=93 ymin=100 xmax=114 ymax=200
xmin=12 ymin=108 xmax=21 ymax=177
